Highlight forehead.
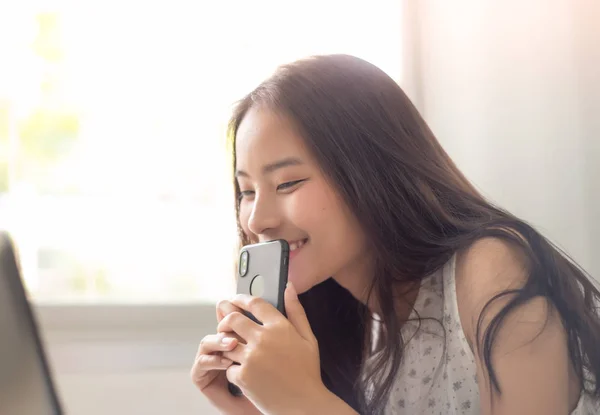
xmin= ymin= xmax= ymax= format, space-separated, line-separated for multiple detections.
xmin=235 ymin=106 xmax=310 ymax=169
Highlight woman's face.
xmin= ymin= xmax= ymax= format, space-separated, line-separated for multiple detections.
xmin=235 ymin=106 xmax=370 ymax=294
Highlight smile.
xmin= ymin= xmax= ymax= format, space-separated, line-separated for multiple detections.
xmin=288 ymin=239 xmax=308 ymax=259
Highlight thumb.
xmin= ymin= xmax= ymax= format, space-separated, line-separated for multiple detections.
xmin=284 ymin=282 xmax=314 ymax=341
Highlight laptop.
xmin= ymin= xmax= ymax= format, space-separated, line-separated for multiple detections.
xmin=0 ymin=231 xmax=64 ymax=415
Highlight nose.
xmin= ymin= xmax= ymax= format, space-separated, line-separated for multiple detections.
xmin=247 ymin=193 xmax=281 ymax=237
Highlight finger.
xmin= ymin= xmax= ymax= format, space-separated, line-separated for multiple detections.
xmin=196 ymin=333 xmax=239 ymax=358
xmin=194 ymin=354 xmax=234 ymax=372
xmin=229 ymin=294 xmax=283 ymax=325
xmin=190 ymin=354 xmax=234 ymax=389
xmin=225 ymin=363 xmax=244 ymax=390
xmin=219 ymin=331 xmax=246 ymax=345
xmin=217 ymin=311 xmax=261 ymax=340
xmin=284 ymin=282 xmax=315 ymax=341
xmin=199 ymin=374 xmax=259 ymax=415
xmin=221 ymin=342 xmax=247 ymax=364
xmin=216 ymin=300 xmax=244 ymax=322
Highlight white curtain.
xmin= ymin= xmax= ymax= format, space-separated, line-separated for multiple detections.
xmin=401 ymin=0 xmax=600 ymax=279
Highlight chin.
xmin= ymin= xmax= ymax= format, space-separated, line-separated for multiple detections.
xmin=287 ymin=272 xmax=313 ymax=295
xmin=288 ymin=268 xmax=331 ymax=296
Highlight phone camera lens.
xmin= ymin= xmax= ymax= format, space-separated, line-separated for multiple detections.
xmin=239 ymin=250 xmax=249 ymax=277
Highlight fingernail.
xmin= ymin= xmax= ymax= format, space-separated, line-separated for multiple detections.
xmin=221 ymin=337 xmax=234 ymax=346
xmin=221 ymin=357 xmax=233 ymax=365
xmin=287 ymin=281 xmax=298 ymax=299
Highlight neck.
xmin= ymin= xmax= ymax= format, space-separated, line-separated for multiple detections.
xmin=332 ymin=255 xmax=421 ymax=321
xmin=332 ymin=252 xmax=380 ymax=312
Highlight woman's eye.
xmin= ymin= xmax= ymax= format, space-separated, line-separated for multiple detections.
xmin=277 ymin=179 xmax=306 ymax=191
xmin=238 ymin=190 xmax=255 ymax=200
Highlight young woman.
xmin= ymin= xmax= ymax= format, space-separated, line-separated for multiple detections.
xmin=190 ymin=54 xmax=600 ymax=414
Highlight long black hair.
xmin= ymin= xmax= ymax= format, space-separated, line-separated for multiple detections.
xmin=228 ymin=54 xmax=600 ymax=414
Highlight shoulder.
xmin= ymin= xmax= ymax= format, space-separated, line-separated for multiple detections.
xmin=454 ymin=236 xmax=533 ymax=340
xmin=453 ymin=237 xmax=580 ymax=414
xmin=453 ymin=235 xmax=556 ymax=350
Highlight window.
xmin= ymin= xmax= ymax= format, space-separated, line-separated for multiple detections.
xmin=0 ymin=1 xmax=403 ymax=304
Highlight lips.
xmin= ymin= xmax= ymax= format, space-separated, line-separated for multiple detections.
xmin=288 ymin=238 xmax=308 ymax=259
xmin=289 ymin=239 xmax=307 ymax=251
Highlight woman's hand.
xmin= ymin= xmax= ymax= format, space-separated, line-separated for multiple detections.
xmin=190 ymin=301 xmax=262 ymax=415
xmin=218 ymin=282 xmax=329 ymax=415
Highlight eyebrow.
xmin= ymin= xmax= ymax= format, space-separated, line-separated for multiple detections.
xmin=235 ymin=157 xmax=304 ymax=178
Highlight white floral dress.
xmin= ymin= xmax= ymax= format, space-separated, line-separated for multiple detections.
xmin=368 ymin=255 xmax=599 ymax=414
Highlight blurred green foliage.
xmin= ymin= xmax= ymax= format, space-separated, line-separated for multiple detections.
xmin=18 ymin=109 xmax=79 ymax=161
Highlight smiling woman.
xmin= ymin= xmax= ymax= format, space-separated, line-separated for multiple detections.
xmin=234 ymin=107 xmax=370 ymax=295
xmin=187 ymin=54 xmax=600 ymax=415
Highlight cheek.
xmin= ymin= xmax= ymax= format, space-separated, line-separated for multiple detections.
xmin=286 ymin=186 xmax=333 ymax=232
xmin=297 ymin=185 xmax=364 ymax=252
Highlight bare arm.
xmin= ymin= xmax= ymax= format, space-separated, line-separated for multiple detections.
xmin=455 ymin=238 xmax=580 ymax=415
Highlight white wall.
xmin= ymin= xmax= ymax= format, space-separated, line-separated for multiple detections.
xmin=53 ymin=371 xmax=213 ymax=415
xmin=39 ymin=305 xmax=220 ymax=415
xmin=404 ymin=0 xmax=600 ymax=278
